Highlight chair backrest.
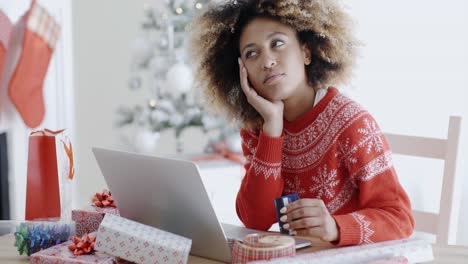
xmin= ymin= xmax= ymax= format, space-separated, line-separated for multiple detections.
xmin=384 ymin=116 xmax=462 ymax=244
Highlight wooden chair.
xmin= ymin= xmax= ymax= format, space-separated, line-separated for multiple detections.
xmin=384 ymin=116 xmax=462 ymax=244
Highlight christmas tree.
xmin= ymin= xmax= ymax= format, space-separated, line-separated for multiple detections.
xmin=115 ymin=0 xmax=238 ymax=154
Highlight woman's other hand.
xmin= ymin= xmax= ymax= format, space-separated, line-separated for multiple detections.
xmin=280 ymin=198 xmax=339 ymax=242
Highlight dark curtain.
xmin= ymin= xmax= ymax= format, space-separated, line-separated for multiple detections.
xmin=0 ymin=132 xmax=10 ymax=220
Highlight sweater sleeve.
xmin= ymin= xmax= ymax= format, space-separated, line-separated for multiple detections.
xmin=235 ymin=129 xmax=284 ymax=231
xmin=331 ymin=116 xmax=415 ymax=246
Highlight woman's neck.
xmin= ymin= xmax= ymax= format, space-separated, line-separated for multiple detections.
xmin=283 ymin=84 xmax=316 ymax=122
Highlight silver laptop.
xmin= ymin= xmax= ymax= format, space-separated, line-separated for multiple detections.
xmin=92 ymin=147 xmax=311 ymax=263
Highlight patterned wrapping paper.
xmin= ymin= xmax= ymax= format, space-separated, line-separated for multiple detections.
xmin=72 ymin=206 xmax=119 ymax=237
xmin=365 ymin=256 xmax=408 ymax=264
xmin=30 ymin=240 xmax=123 ymax=264
xmin=95 ymin=214 xmax=192 ymax=264
xmin=231 ymin=234 xmax=296 ymax=264
xmin=251 ymin=238 xmax=433 ymax=264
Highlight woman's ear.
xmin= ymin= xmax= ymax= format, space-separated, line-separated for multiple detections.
xmin=302 ymin=44 xmax=311 ymax=65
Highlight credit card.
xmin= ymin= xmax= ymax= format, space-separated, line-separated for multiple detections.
xmin=274 ymin=193 xmax=299 ymax=234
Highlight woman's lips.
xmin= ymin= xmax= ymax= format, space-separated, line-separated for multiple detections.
xmin=264 ymin=73 xmax=285 ymax=85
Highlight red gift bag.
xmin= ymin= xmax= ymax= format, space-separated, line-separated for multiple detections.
xmin=25 ymin=129 xmax=74 ymax=220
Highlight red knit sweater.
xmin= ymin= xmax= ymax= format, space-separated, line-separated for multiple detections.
xmin=236 ymin=87 xmax=414 ymax=246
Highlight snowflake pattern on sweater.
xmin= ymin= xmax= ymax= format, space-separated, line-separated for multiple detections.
xmin=309 ymin=164 xmax=340 ymax=200
xmin=236 ymin=87 xmax=414 ymax=246
xmin=351 ymin=212 xmax=375 ymax=244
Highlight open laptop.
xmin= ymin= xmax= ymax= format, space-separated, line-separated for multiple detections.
xmin=92 ymin=147 xmax=311 ymax=263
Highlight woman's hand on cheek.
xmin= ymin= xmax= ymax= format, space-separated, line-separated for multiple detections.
xmin=238 ymin=58 xmax=283 ymax=137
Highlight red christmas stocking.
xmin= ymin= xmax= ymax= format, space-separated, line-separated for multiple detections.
xmin=0 ymin=10 xmax=12 ymax=83
xmin=7 ymin=1 xmax=61 ymax=128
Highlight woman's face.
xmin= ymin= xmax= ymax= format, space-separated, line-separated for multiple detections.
xmin=239 ymin=17 xmax=311 ymax=101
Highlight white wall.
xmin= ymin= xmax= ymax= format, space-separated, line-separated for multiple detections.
xmin=72 ymin=0 xmax=145 ymax=208
xmin=346 ymin=0 xmax=468 ymax=245
xmin=72 ymin=0 xmax=468 ymax=244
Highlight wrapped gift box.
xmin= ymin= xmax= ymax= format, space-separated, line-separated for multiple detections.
xmin=95 ymin=214 xmax=192 ymax=264
xmin=72 ymin=206 xmax=119 ymax=237
xmin=30 ymin=240 xmax=123 ymax=264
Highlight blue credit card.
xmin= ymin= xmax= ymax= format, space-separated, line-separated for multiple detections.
xmin=274 ymin=193 xmax=299 ymax=234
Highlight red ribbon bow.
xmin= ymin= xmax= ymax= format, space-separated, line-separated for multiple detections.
xmin=92 ymin=189 xmax=116 ymax=208
xmin=68 ymin=233 xmax=96 ymax=256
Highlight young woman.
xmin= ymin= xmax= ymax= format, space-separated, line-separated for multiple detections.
xmin=189 ymin=0 xmax=414 ymax=246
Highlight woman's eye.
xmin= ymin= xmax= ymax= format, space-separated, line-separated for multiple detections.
xmin=245 ymin=51 xmax=257 ymax=58
xmin=273 ymin=40 xmax=285 ymax=47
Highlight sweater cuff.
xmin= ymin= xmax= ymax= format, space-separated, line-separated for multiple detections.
xmin=332 ymin=214 xmax=362 ymax=246
xmin=254 ymin=130 xmax=284 ymax=162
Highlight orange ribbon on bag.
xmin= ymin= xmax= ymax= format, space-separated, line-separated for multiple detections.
xmin=30 ymin=128 xmax=65 ymax=136
xmin=62 ymin=140 xmax=74 ymax=180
